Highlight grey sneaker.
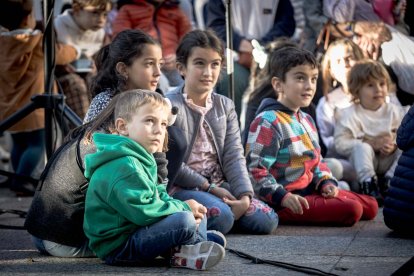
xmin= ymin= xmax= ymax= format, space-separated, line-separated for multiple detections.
xmin=171 ymin=241 xmax=225 ymax=270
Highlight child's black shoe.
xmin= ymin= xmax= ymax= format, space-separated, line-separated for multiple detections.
xmin=378 ymin=176 xmax=391 ymax=198
xmin=360 ymin=176 xmax=383 ymax=206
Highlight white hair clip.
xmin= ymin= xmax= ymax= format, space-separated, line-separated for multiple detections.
xmin=164 ymin=98 xmax=178 ymax=126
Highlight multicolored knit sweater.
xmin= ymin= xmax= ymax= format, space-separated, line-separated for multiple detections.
xmin=245 ymin=99 xmax=336 ymax=207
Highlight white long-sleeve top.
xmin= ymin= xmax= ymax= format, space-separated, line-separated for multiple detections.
xmin=54 ymin=9 xmax=105 ymax=59
xmin=334 ymin=102 xmax=406 ymax=157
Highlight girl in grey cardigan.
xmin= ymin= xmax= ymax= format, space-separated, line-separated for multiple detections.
xmin=166 ymin=30 xmax=278 ymax=235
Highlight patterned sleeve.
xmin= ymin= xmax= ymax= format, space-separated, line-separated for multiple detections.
xmin=245 ymin=112 xmax=288 ymax=207
xmin=83 ymin=92 xmax=112 ymax=124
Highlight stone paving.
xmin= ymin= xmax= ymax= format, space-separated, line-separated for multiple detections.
xmin=1 ymin=187 xmax=413 ymax=275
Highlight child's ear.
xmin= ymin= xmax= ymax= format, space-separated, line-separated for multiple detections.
xmin=115 ymin=118 xmax=128 ymax=136
xmin=115 ymin=62 xmax=128 ymax=78
xmin=176 ymin=63 xmax=185 ymax=77
xmin=271 ymin=76 xmax=282 ymax=95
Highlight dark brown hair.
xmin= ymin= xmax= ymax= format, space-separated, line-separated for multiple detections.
xmin=176 ymin=29 xmax=225 ymax=67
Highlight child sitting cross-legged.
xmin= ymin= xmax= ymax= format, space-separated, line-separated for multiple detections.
xmin=245 ymin=47 xmax=378 ymax=226
xmin=83 ymin=90 xmax=225 ymax=270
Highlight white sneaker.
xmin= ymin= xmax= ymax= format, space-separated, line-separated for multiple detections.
xmin=171 ymin=241 xmax=225 ymax=270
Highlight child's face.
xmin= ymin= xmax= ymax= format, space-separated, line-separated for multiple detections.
xmin=118 ymin=103 xmax=168 ymax=154
xmin=329 ymin=45 xmax=357 ymax=86
xmin=178 ymin=47 xmax=222 ymax=100
xmin=272 ymin=64 xmax=318 ymax=112
xmin=358 ymin=78 xmax=388 ymax=111
xmin=124 ymin=44 xmax=163 ymax=92
xmin=73 ymin=4 xmax=110 ymax=31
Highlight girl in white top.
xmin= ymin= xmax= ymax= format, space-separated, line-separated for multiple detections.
xmin=316 ymin=39 xmax=365 ymax=189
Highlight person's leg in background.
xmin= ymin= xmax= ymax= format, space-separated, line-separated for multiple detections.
xmin=10 ymin=129 xmax=45 ymax=196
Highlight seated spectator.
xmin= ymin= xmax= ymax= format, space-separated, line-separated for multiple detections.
xmin=167 ymin=30 xmax=279 ymax=235
xmin=82 ymin=90 xmax=225 ymax=269
xmin=334 ymin=60 xmax=407 ymax=205
xmin=245 ymin=46 xmax=378 ymax=226
xmin=54 ymin=0 xmax=111 ymax=119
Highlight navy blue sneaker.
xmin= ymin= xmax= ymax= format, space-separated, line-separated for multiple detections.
xmin=206 ymin=230 xmax=227 ymax=248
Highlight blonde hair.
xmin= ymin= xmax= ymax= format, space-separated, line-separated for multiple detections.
xmin=347 ymin=59 xmax=391 ymax=103
xmin=321 ymin=39 xmax=365 ymax=97
xmin=86 ymin=90 xmax=170 ymax=151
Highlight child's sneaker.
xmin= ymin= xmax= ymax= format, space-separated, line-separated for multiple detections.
xmin=170 ymin=241 xmax=225 ymax=270
xmin=206 ymin=230 xmax=227 ymax=248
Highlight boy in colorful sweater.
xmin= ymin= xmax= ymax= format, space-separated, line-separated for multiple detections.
xmin=245 ymin=47 xmax=378 ymax=226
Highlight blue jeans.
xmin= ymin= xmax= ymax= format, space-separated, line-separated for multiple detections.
xmin=104 ymin=211 xmax=207 ymax=266
xmin=172 ymin=190 xmax=278 ymax=235
xmin=32 ymin=236 xmax=94 ymax=258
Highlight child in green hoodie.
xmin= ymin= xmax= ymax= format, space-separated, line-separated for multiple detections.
xmin=83 ymin=89 xmax=225 ymax=270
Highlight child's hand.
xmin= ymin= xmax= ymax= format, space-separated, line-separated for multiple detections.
xmin=380 ymin=142 xmax=397 ymax=156
xmin=321 ymin=184 xmax=338 ymax=198
xmin=281 ymin=193 xmax=309 ymax=215
xmin=365 ymin=134 xmax=392 ymax=152
xmin=223 ymin=195 xmax=250 ymax=220
xmin=185 ymin=199 xmax=207 ymax=225
xmin=210 ymin=186 xmax=237 ymax=201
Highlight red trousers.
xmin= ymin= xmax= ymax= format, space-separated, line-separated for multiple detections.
xmin=277 ymin=190 xmax=378 ymax=226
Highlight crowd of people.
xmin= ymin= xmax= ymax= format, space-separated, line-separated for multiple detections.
xmin=1 ymin=0 xmax=413 ymax=271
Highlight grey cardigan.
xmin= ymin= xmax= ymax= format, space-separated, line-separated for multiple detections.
xmin=166 ymin=86 xmax=253 ymax=199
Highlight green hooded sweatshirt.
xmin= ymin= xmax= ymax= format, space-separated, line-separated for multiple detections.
xmin=83 ymin=133 xmax=191 ymax=259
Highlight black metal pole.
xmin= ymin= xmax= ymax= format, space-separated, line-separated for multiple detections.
xmin=225 ymin=0 xmax=234 ymax=103
xmin=43 ymin=0 xmax=56 ymax=158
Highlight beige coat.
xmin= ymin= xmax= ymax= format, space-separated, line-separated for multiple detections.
xmin=0 ymin=28 xmax=77 ymax=132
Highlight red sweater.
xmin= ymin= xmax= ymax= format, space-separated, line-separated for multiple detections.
xmin=112 ymin=0 xmax=191 ymax=57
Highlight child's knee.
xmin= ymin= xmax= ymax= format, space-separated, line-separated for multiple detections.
xmin=174 ymin=211 xmax=198 ymax=232
xmin=207 ymin=205 xmax=234 ymax=234
xmin=352 ymin=142 xmax=374 ymax=157
xmin=341 ymin=202 xmax=364 ymax=226
xmin=361 ymin=197 xmax=379 ymax=220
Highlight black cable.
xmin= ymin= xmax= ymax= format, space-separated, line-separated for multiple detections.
xmin=228 ymin=248 xmax=339 ymax=276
